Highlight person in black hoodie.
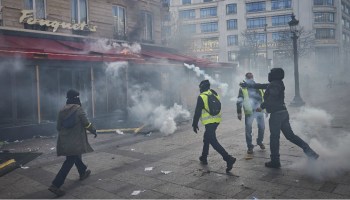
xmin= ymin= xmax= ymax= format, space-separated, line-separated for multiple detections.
xmin=192 ymin=80 xmax=236 ymax=172
xmin=241 ymin=68 xmax=319 ymax=168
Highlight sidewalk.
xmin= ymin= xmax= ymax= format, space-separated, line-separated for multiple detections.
xmin=0 ymin=84 xmax=349 ymax=199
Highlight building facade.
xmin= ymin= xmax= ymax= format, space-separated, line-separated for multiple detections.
xmin=0 ymin=0 xmax=236 ymax=141
xmin=169 ymin=0 xmax=349 ymax=74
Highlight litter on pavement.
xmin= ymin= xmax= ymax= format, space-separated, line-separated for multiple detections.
xmin=144 ymin=167 xmax=154 ymax=171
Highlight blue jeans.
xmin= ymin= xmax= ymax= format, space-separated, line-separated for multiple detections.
xmin=245 ymin=112 xmax=265 ymax=149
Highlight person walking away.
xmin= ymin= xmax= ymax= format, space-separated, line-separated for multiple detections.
xmin=237 ymin=72 xmax=266 ymax=154
xmin=192 ymin=80 xmax=236 ymax=173
xmin=48 ymin=89 xmax=97 ymax=197
xmin=241 ymin=68 xmax=319 ymax=168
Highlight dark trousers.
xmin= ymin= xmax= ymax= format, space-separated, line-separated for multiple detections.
xmin=52 ymin=155 xmax=87 ymax=188
xmin=201 ymin=123 xmax=230 ymax=161
xmin=269 ymin=110 xmax=313 ymax=162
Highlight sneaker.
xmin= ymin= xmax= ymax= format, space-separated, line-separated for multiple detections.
xmin=247 ymin=148 xmax=254 ymax=154
xmin=305 ymin=150 xmax=319 ymax=160
xmin=48 ymin=185 xmax=65 ymax=197
xmin=226 ymin=156 xmax=236 ymax=173
xmin=199 ymin=156 xmax=208 ymax=165
xmin=264 ymin=161 xmax=281 ymax=168
xmin=79 ymin=169 xmax=91 ymax=181
xmin=258 ymin=143 xmax=266 ymax=150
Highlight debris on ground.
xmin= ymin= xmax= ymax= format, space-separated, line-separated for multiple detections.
xmin=131 ymin=190 xmax=146 ymax=196
xmin=144 ymin=167 xmax=154 ymax=171
xmin=20 ymin=165 xmax=29 ymax=169
xmin=161 ymin=170 xmax=172 ymax=174
xmin=116 ymin=130 xmax=124 ymax=135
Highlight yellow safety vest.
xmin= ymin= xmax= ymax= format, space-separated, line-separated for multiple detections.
xmin=241 ymin=88 xmax=264 ymax=115
xmin=199 ymin=90 xmax=222 ymax=125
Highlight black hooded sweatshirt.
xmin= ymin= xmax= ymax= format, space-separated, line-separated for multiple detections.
xmin=246 ymin=80 xmax=287 ymax=113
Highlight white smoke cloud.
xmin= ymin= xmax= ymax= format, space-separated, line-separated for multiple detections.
xmin=128 ymin=85 xmax=190 ymax=135
xmin=88 ymin=38 xmax=141 ymax=54
xmin=106 ymin=61 xmax=128 ymax=78
xmin=288 ymin=106 xmax=350 ymax=180
xmin=184 ymin=63 xmax=229 ymax=96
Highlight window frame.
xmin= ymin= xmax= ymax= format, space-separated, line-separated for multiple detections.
xmin=314 ymin=12 xmax=335 ymax=23
xmin=271 ymin=15 xmax=291 ymax=27
xmin=200 ymin=7 xmax=217 ymax=18
xmin=247 ymin=17 xmax=266 ymax=29
xmin=71 ymin=0 xmax=89 ymax=24
xmin=228 ymin=51 xmax=238 ymax=62
xmin=200 ymin=21 xmax=218 ymax=33
xmin=201 ymin=37 xmax=219 ymax=49
xmin=112 ymin=5 xmax=126 ymax=38
xmin=24 ymin=0 xmax=47 ymax=19
xmin=142 ymin=11 xmax=154 ymax=41
xmin=179 ymin=9 xmax=196 ymax=19
xmin=227 ymin=35 xmax=238 ymax=46
xmin=315 ymin=28 xmax=335 ymax=39
xmin=182 ymin=0 xmax=191 ymax=5
xmin=314 ymin=0 xmax=333 ymax=6
xmin=271 ymin=0 xmax=291 ymax=10
xmin=226 ymin=4 xmax=237 ymax=15
xmin=227 ymin=19 xmax=238 ymax=30
xmin=246 ymin=1 xmax=266 ymax=13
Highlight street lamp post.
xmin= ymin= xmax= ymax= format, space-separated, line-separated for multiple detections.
xmin=288 ymin=13 xmax=305 ymax=107
xmin=264 ymin=24 xmax=268 ymax=73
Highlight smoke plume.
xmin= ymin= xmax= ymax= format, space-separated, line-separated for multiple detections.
xmin=288 ymin=106 xmax=350 ymax=180
xmin=184 ymin=63 xmax=229 ymax=96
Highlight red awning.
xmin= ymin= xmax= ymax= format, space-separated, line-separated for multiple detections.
xmin=0 ymin=35 xmax=143 ymax=62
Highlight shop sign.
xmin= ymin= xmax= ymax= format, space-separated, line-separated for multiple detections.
xmin=19 ymin=10 xmax=97 ymax=32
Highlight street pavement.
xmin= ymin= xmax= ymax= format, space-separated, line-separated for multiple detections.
xmin=0 ymin=84 xmax=350 ymax=199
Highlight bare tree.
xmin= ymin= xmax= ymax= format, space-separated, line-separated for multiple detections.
xmin=238 ymin=30 xmax=265 ymax=70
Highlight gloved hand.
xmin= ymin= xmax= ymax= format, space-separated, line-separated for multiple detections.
xmin=91 ymin=129 xmax=97 ymax=138
xmin=256 ymin=107 xmax=262 ymax=112
xmin=237 ymin=113 xmax=242 ymax=121
xmin=239 ymin=81 xmax=247 ymax=88
xmin=192 ymin=125 xmax=199 ymax=134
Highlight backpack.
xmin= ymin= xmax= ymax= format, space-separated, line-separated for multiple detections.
xmin=61 ymin=110 xmax=78 ymax=129
xmin=205 ymin=92 xmax=221 ymax=116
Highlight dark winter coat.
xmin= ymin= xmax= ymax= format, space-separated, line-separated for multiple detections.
xmin=56 ymin=104 xmax=95 ymax=156
xmin=250 ymin=81 xmax=287 ymax=113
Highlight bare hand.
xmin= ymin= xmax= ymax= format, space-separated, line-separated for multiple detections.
xmin=237 ymin=113 xmax=242 ymax=121
xmin=256 ymin=107 xmax=262 ymax=112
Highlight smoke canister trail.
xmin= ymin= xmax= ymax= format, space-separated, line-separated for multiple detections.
xmin=184 ymin=63 xmax=228 ymax=96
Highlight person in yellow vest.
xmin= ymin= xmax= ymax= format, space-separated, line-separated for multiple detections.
xmin=237 ymin=72 xmax=266 ymax=154
xmin=192 ymin=80 xmax=236 ymax=173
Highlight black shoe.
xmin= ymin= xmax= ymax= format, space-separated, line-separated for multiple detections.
xmin=48 ymin=185 xmax=65 ymax=197
xmin=226 ymin=156 xmax=236 ymax=173
xmin=305 ymin=150 xmax=319 ymax=160
xmin=247 ymin=148 xmax=254 ymax=154
xmin=199 ymin=156 xmax=208 ymax=165
xmin=265 ymin=161 xmax=281 ymax=168
xmin=79 ymin=169 xmax=91 ymax=181
xmin=258 ymin=143 xmax=266 ymax=150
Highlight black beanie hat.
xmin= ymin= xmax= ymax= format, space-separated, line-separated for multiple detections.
xmin=268 ymin=68 xmax=284 ymax=82
xmin=66 ymin=89 xmax=79 ymax=99
xmin=199 ymin=80 xmax=210 ymax=88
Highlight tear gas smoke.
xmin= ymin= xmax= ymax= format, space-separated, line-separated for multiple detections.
xmin=89 ymin=38 xmax=141 ymax=54
xmin=184 ymin=63 xmax=228 ymax=96
xmin=105 ymin=62 xmax=191 ymax=135
xmin=288 ymin=106 xmax=350 ymax=180
xmin=128 ymin=84 xmax=190 ymax=135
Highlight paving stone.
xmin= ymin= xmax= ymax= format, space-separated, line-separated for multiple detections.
xmin=319 ymin=181 xmax=338 ymax=193
xmin=333 ymin=184 xmax=350 ymax=196
xmin=283 ymin=186 xmax=347 ymax=199
xmin=270 ymin=175 xmax=324 ymax=190
xmin=69 ymin=185 xmax=119 ymax=199
xmin=153 ymin=182 xmax=207 ymax=199
xmin=111 ymin=171 xmax=166 ymax=189
xmin=193 ymin=178 xmax=243 ymax=198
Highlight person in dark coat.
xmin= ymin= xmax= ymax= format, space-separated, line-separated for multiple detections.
xmin=192 ymin=80 xmax=236 ymax=173
xmin=48 ymin=89 xmax=97 ymax=197
xmin=241 ymin=68 xmax=319 ymax=168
